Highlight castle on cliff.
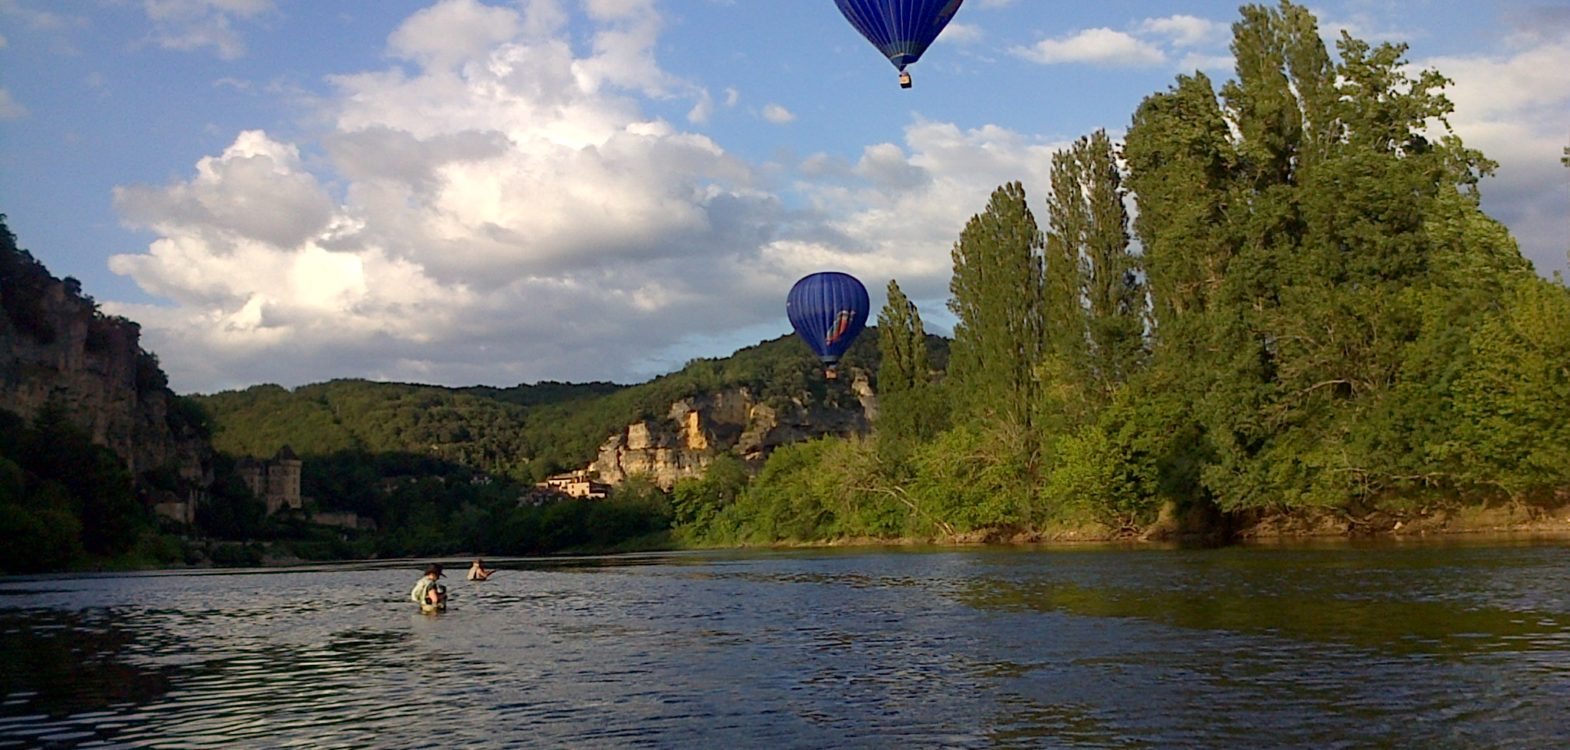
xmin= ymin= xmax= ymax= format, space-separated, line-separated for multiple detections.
xmin=238 ymin=446 xmax=303 ymax=515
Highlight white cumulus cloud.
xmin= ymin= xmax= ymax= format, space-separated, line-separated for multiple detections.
xmin=782 ymin=120 xmax=1068 ymax=310
xmin=1422 ymin=37 xmax=1570 ymax=276
xmin=106 ymin=1 xmax=766 ymax=390
xmin=939 ymin=22 xmax=983 ymax=45
xmin=387 ymin=0 xmax=522 ymax=71
xmin=105 ymin=1 xmax=1083 ymax=392
xmin=1012 ymin=27 xmax=1166 ymax=67
xmin=1139 ymin=15 xmax=1227 ymax=48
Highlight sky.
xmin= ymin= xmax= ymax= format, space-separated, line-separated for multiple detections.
xmin=2 ymin=0 xmax=1567 ymax=395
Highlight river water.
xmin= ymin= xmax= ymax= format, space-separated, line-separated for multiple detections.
xmin=3 ymin=540 xmax=1569 ymax=748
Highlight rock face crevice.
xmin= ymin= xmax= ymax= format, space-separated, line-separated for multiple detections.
xmin=591 ymin=372 xmax=878 ymax=489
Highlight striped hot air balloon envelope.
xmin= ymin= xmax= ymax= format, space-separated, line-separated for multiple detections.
xmin=786 ymin=271 xmax=870 ymax=380
xmin=834 ymin=0 xmax=964 ymax=88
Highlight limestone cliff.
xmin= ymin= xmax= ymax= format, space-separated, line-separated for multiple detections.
xmin=591 ymin=370 xmax=877 ymax=489
xmin=1 ymin=232 xmax=212 ymax=510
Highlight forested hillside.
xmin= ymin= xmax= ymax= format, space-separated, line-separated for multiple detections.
xmin=184 ymin=329 xmax=923 ymax=562
xmin=195 ymin=330 xmax=939 ymax=483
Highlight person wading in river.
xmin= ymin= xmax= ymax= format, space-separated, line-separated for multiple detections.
xmin=467 ymin=558 xmax=495 ymax=581
xmin=411 ymin=564 xmax=447 ymax=611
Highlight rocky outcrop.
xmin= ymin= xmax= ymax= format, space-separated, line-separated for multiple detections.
xmin=591 ymin=371 xmax=878 ymax=489
xmin=1 ymin=249 xmax=212 ymax=506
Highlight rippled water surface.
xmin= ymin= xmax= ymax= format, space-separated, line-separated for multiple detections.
xmin=4 ymin=541 xmax=1570 ymax=748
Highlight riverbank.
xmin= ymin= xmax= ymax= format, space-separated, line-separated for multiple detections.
xmin=1229 ymin=499 xmax=1570 ymax=539
xmin=776 ymin=497 xmax=1570 ymax=550
xmin=22 ymin=498 xmax=1570 ymax=576
xmin=1135 ymin=497 xmax=1570 ymax=544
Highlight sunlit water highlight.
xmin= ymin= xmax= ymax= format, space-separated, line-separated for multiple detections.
xmin=3 ymin=541 xmax=1570 ymax=748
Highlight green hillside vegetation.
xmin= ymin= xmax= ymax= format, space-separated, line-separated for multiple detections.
xmin=459 ymin=380 xmax=624 ymax=408
xmin=186 ymin=331 xmax=924 ymax=563
xmin=195 ymin=330 xmax=931 ymax=483
xmin=0 ymin=407 xmax=152 ymax=572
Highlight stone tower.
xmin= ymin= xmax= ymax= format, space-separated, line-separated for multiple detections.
xmin=266 ymin=444 xmax=303 ymax=514
xmin=239 ymin=445 xmax=304 ymax=515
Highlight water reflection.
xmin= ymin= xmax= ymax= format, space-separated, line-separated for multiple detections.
xmin=1 ymin=543 xmax=1568 ymax=748
xmin=962 ymin=577 xmax=1570 ymax=656
xmin=0 ymin=609 xmax=173 ymax=719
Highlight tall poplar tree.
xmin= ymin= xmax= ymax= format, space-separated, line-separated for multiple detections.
xmin=947 ymin=181 xmax=1045 ymax=430
xmin=1043 ymin=145 xmax=1090 ymax=378
xmin=876 ymin=279 xmax=944 ymax=458
xmin=1044 ymin=130 xmax=1146 ymax=405
xmin=938 ymin=181 xmax=1047 ymax=522
xmin=1123 ymin=72 xmax=1238 ymax=332
xmin=876 ymin=279 xmax=929 ymax=397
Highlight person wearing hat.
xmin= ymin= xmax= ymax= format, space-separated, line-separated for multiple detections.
xmin=411 ymin=564 xmax=447 ymax=612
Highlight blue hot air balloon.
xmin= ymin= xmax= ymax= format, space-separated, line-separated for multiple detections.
xmin=834 ymin=0 xmax=964 ymax=88
xmin=787 ymin=271 xmax=870 ymax=379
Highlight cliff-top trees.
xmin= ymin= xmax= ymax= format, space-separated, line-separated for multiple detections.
xmin=1 ymin=215 xmax=62 ymax=344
